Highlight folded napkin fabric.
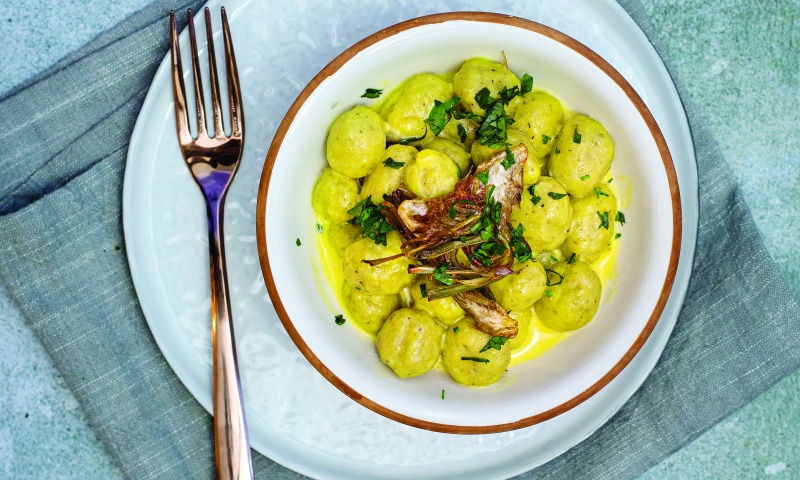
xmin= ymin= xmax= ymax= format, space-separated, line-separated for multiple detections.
xmin=0 ymin=0 xmax=798 ymax=479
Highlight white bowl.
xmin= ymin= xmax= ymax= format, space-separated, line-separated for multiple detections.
xmin=256 ymin=12 xmax=681 ymax=433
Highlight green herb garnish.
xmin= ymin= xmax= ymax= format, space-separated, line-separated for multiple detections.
xmin=573 ymin=127 xmax=582 ymax=143
xmin=361 ymin=88 xmax=383 ymax=99
xmin=433 ymin=262 xmax=454 ymax=286
xmin=597 ymin=211 xmax=610 ymax=230
xmin=548 ymin=192 xmax=567 ymax=200
xmin=453 ymin=326 xmax=459 ymax=333
xmin=550 ymin=254 xmax=558 ymax=262
xmin=510 ymin=223 xmax=532 ymax=263
xmin=457 ymin=123 xmax=467 ymax=143
xmin=476 ymin=101 xmax=509 ymax=148
xmin=555 ymin=147 xmax=561 ymax=154
xmin=476 ymin=170 xmax=489 ymax=184
xmin=399 ymin=127 xmax=428 ymax=145
xmin=441 ymin=389 xmax=445 ymax=400
xmin=420 ymin=283 xmax=428 ymax=299
xmin=615 ymin=233 xmax=622 ymax=239
xmin=521 ymin=73 xmax=533 ymax=95
xmin=425 ymin=96 xmax=461 ymax=135
xmin=316 ymin=223 xmax=323 ymax=233
xmin=474 ymin=87 xmax=494 ymax=110
xmin=461 ymin=356 xmax=490 ymax=363
xmin=594 ymin=186 xmax=609 ymax=198
xmin=581 ymin=174 xmax=590 ymax=181
xmin=568 ymin=252 xmax=577 ymax=264
xmin=542 ymin=134 xmax=551 ymax=145
xmin=347 ymin=196 xmax=395 ymax=246
xmin=383 ymin=157 xmax=405 ymax=169
xmin=449 ymin=204 xmax=457 ymax=219
xmin=480 ymin=336 xmax=509 ymax=353
xmin=295 ymin=238 xmax=301 ymax=246
xmin=616 ymin=211 xmax=626 ymax=226
xmin=334 ymin=314 xmax=346 ymax=325
xmin=451 ymin=109 xmax=484 ymax=123
xmin=544 ymin=290 xmax=554 ymax=297
xmin=501 ymin=145 xmax=515 ymax=170
xmin=545 ymin=269 xmax=564 ymax=286
xmin=528 ymin=184 xmax=542 ymax=205
xmin=608 ymin=177 xmax=614 ymax=183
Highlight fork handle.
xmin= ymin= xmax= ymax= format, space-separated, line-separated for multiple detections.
xmin=207 ymin=197 xmax=254 ymax=480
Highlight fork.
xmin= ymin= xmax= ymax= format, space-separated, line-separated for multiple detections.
xmin=169 ymin=8 xmax=253 ymax=480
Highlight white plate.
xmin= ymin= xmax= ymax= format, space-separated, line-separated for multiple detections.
xmin=122 ymin=0 xmax=697 ymax=478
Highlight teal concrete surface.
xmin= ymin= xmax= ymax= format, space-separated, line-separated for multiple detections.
xmin=0 ymin=0 xmax=797 ymax=478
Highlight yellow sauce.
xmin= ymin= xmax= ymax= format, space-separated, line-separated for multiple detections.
xmin=315 ymin=168 xmax=622 ymax=368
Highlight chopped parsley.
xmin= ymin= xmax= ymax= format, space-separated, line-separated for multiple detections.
xmin=295 ymin=238 xmax=301 ymax=246
xmin=425 ymin=96 xmax=461 ymax=135
xmin=347 ymin=196 xmax=395 ymax=246
xmin=616 ymin=211 xmax=626 ymax=226
xmin=476 ymin=101 xmax=510 ymax=148
xmin=555 ymin=147 xmax=561 ymax=154
xmin=420 ymin=283 xmax=428 ymax=299
xmin=316 ymin=223 xmax=323 ymax=233
xmin=474 ymin=87 xmax=495 ymax=110
xmin=433 ymin=262 xmax=454 ymax=286
xmin=451 ymin=109 xmax=484 ymax=123
xmin=457 ymin=123 xmax=467 ymax=143
xmin=528 ymin=184 xmax=542 ymax=205
xmin=361 ymin=88 xmax=383 ymax=99
xmin=334 ymin=314 xmax=346 ymax=325
xmin=548 ymin=192 xmax=568 ymax=200
xmin=594 ymin=187 xmax=609 ymax=198
xmin=476 ymin=170 xmax=489 ymax=184
xmin=607 ymin=177 xmax=614 ymax=183
xmin=383 ymin=157 xmax=405 ymax=169
xmin=449 ymin=204 xmax=457 ymax=219
xmin=581 ymin=174 xmax=590 ymax=181
xmin=471 ymin=240 xmax=506 ymax=267
xmin=573 ymin=127 xmax=582 ymax=144
xmin=501 ymin=145 xmax=515 ymax=170
xmin=544 ymin=290 xmax=554 ymax=297
xmin=453 ymin=326 xmax=459 ymax=333
xmin=567 ymin=252 xmax=577 ymax=264
xmin=510 ymin=223 xmax=532 ymax=263
xmin=597 ymin=210 xmax=610 ymax=230
xmin=545 ymin=269 xmax=564 ymax=286
xmin=521 ymin=73 xmax=534 ymax=95
xmin=480 ymin=336 xmax=509 ymax=353
xmin=461 ymin=356 xmax=490 ymax=363
xmin=615 ymin=233 xmax=622 ymax=239
xmin=542 ymin=134 xmax=552 ymax=145
xmin=549 ymin=254 xmax=558 ymax=262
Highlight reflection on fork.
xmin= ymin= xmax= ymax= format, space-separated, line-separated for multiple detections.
xmin=169 ymin=7 xmax=253 ymax=480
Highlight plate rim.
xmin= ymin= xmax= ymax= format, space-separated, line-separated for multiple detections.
xmin=255 ymin=11 xmax=682 ymax=434
xmin=121 ymin=0 xmax=700 ymax=477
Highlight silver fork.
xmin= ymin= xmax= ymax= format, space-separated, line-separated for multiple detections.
xmin=169 ymin=8 xmax=253 ymax=480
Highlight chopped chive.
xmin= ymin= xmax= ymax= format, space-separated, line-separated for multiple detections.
xmin=607 ymin=177 xmax=614 ymax=183
xmin=461 ymin=356 xmax=490 ymax=363
xmin=441 ymin=389 xmax=445 ymax=400
xmin=594 ymin=186 xmax=609 ymax=198
xmin=420 ymin=283 xmax=428 ymax=299
xmin=568 ymin=252 xmax=577 ymax=264
xmin=550 ymin=254 xmax=558 ymax=262
xmin=581 ymin=174 xmax=590 ymax=181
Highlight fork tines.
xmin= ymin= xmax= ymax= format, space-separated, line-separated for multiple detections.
xmin=170 ymin=7 xmax=243 ymax=143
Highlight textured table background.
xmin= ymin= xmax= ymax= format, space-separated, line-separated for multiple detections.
xmin=0 ymin=0 xmax=798 ymax=478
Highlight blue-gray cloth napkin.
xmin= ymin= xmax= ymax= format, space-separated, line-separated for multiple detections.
xmin=0 ymin=0 xmax=798 ymax=479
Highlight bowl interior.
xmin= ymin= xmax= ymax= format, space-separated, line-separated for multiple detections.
xmin=260 ymin=16 xmax=678 ymax=431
